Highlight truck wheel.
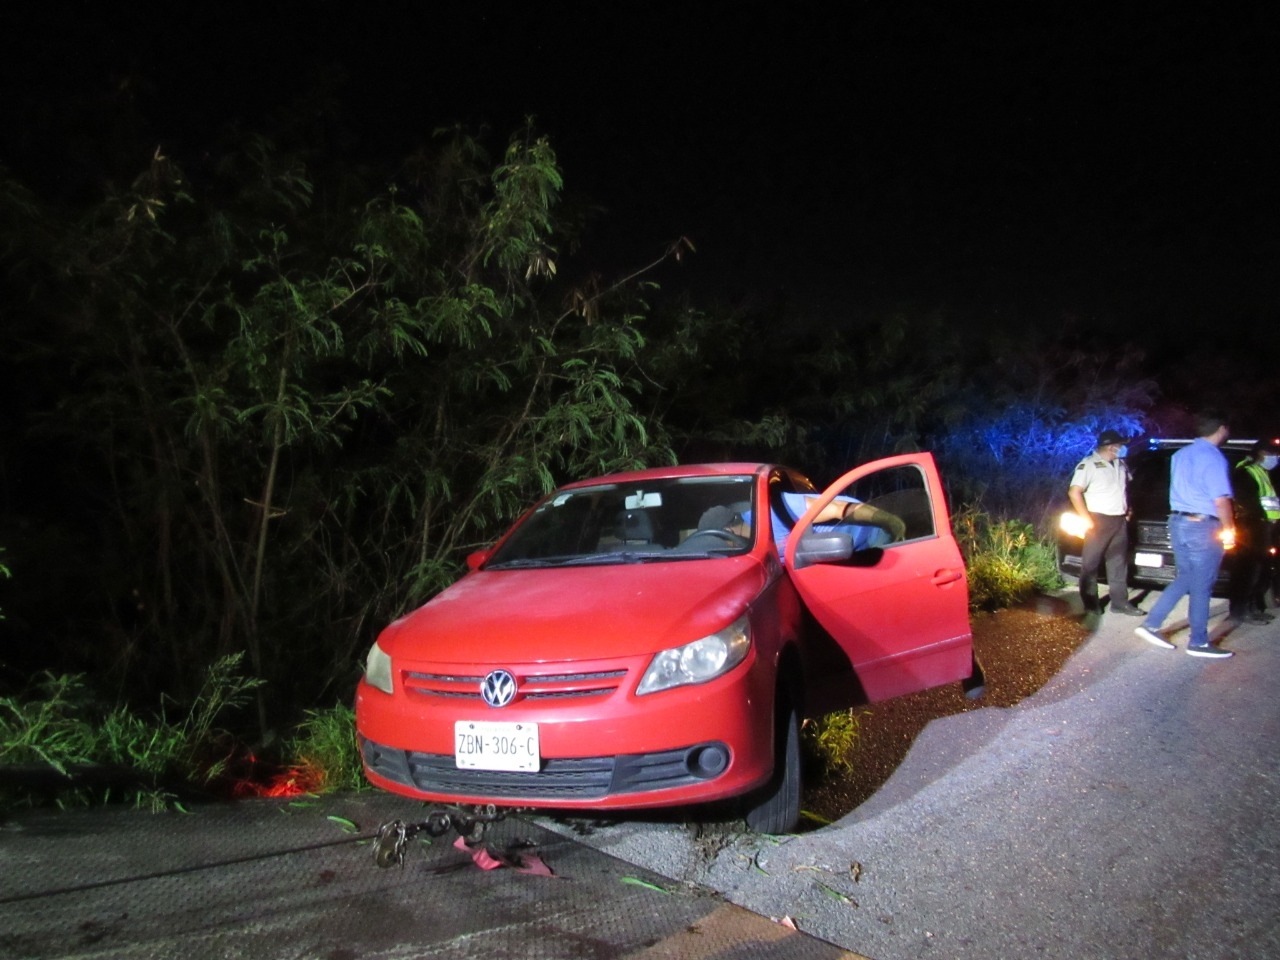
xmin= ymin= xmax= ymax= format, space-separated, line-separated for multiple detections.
xmin=744 ymin=697 xmax=802 ymax=834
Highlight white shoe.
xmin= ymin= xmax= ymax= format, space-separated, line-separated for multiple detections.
xmin=1134 ymin=626 xmax=1175 ymax=650
xmin=1186 ymin=644 xmax=1233 ymax=659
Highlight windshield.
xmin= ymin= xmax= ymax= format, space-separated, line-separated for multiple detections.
xmin=484 ymin=475 xmax=758 ymax=568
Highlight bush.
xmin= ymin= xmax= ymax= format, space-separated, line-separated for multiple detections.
xmin=801 ymin=708 xmax=860 ymax=779
xmin=0 ymin=653 xmax=262 ymax=810
xmin=954 ymin=505 xmax=1063 ymax=611
xmin=280 ymin=704 xmax=368 ymax=795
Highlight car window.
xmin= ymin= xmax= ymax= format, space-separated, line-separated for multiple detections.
xmin=484 ymin=475 xmax=759 ymax=567
xmin=762 ymin=464 xmax=934 ymax=559
xmin=841 ymin=463 xmax=937 ymax=541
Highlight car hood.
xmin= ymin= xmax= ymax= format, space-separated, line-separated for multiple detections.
xmin=379 ymin=557 xmax=772 ymax=663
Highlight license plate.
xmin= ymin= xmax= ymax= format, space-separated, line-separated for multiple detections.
xmin=1134 ymin=552 xmax=1163 ymax=568
xmin=454 ymin=720 xmax=540 ymax=772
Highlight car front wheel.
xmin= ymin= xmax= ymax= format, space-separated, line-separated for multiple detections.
xmin=743 ymin=695 xmax=801 ymax=834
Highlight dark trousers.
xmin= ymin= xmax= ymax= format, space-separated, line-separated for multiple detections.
xmin=1079 ymin=513 xmax=1129 ymax=610
xmin=1229 ymin=519 xmax=1275 ymax=616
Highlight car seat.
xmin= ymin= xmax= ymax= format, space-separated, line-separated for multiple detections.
xmin=605 ymin=509 xmax=664 ymax=552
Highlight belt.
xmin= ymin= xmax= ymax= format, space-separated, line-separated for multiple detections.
xmin=1171 ymin=511 xmax=1217 ymax=522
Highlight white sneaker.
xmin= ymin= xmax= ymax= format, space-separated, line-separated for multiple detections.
xmin=1134 ymin=626 xmax=1175 ymax=650
xmin=1186 ymin=644 xmax=1233 ymax=659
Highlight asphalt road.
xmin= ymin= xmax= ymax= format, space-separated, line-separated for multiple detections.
xmin=0 ymin=791 xmax=862 ymax=960
xmin=536 ymin=590 xmax=1280 ymax=959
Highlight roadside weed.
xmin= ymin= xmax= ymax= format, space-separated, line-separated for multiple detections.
xmin=954 ymin=505 xmax=1062 ymax=610
xmin=0 ymin=653 xmax=261 ymax=809
xmin=282 ymin=703 xmax=368 ymax=794
xmin=802 ymin=709 xmax=860 ymax=778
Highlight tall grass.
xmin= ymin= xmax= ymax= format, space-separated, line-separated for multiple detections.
xmin=0 ymin=653 xmax=262 ymax=810
xmin=802 ymin=708 xmax=860 ymax=778
xmin=280 ymin=704 xmax=368 ymax=794
xmin=953 ymin=504 xmax=1063 ymax=610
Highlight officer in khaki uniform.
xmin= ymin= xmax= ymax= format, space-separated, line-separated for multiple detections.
xmin=1068 ymin=430 xmax=1144 ymax=616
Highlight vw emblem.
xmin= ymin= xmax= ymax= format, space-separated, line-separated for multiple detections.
xmin=480 ymin=669 xmax=517 ymax=708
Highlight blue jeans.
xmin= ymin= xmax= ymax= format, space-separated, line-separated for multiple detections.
xmin=1143 ymin=513 xmax=1224 ymax=646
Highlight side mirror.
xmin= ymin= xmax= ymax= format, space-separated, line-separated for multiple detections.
xmin=466 ymin=548 xmax=492 ymax=571
xmin=792 ymin=531 xmax=852 ymax=569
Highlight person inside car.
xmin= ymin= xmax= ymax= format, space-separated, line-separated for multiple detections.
xmin=681 ymin=493 xmax=905 ymax=559
xmin=737 ymin=493 xmax=906 ymax=559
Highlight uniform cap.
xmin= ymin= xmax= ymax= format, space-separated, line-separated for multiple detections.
xmin=1096 ymin=430 xmax=1129 ymax=447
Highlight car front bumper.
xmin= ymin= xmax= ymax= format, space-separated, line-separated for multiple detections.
xmin=354 ymin=651 xmax=778 ymax=811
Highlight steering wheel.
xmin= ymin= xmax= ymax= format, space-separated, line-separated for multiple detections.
xmin=681 ymin=528 xmax=749 ymax=549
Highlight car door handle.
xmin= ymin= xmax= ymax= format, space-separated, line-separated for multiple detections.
xmin=931 ymin=568 xmax=964 ymax=586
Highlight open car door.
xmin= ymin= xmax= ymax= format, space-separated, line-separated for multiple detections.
xmin=784 ymin=452 xmax=973 ymax=702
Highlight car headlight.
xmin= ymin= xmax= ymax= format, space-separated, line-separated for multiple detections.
xmin=636 ymin=614 xmax=750 ymax=695
xmin=1058 ymin=511 xmax=1089 ymax=539
xmin=363 ymin=641 xmax=394 ymax=694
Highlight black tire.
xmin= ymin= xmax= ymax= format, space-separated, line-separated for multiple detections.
xmin=744 ymin=696 xmax=802 ymax=834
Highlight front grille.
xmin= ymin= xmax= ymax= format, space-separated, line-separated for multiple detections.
xmin=1136 ymin=520 xmax=1171 ymax=548
xmin=403 ymin=668 xmax=629 ymax=703
xmin=361 ymin=738 xmax=728 ymax=800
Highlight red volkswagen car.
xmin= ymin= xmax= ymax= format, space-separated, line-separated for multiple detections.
xmin=356 ymin=454 xmax=977 ymax=833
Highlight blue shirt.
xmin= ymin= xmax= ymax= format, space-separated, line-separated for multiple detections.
xmin=1169 ymin=438 xmax=1232 ymax=516
xmin=745 ymin=492 xmax=891 ymax=560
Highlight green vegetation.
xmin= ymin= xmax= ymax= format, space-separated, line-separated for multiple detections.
xmin=281 ymin=704 xmax=367 ymax=795
xmin=802 ymin=708 xmax=860 ymax=778
xmin=954 ymin=507 xmax=1064 ymax=611
xmin=0 ymin=510 xmax=1065 ymax=807
xmin=0 ymin=671 xmax=372 ymax=808
xmin=0 ymin=511 xmax=1063 ymax=807
xmin=0 ymin=654 xmax=262 ymax=810
xmin=1 ymin=123 xmax=683 ymax=734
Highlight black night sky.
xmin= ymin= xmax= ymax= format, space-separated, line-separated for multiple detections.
xmin=4 ymin=2 xmax=1277 ymax=355
xmin=2 ymin=1 xmax=1279 ymax=703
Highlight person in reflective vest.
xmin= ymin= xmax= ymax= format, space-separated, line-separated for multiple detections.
xmin=1228 ymin=438 xmax=1280 ymax=624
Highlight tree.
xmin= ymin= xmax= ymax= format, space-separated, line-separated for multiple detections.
xmin=0 ymin=125 xmax=683 ymax=728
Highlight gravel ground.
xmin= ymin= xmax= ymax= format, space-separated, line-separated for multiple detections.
xmin=804 ymin=595 xmax=1089 ymax=823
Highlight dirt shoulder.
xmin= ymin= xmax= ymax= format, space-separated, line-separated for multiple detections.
xmin=802 ymin=594 xmax=1089 ymax=823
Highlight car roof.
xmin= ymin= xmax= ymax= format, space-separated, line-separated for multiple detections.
xmin=557 ymin=462 xmax=776 ymax=489
xmin=1136 ymin=438 xmax=1259 ymax=452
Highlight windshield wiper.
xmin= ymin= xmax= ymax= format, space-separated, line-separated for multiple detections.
xmin=560 ymin=551 xmax=669 ymax=566
xmin=483 ymin=558 xmax=562 ymax=570
xmin=488 ymin=550 xmax=677 ymax=569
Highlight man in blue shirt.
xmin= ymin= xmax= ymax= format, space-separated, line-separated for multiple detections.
xmin=762 ymin=492 xmax=905 ymax=558
xmin=1134 ymin=411 xmax=1237 ymax=658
